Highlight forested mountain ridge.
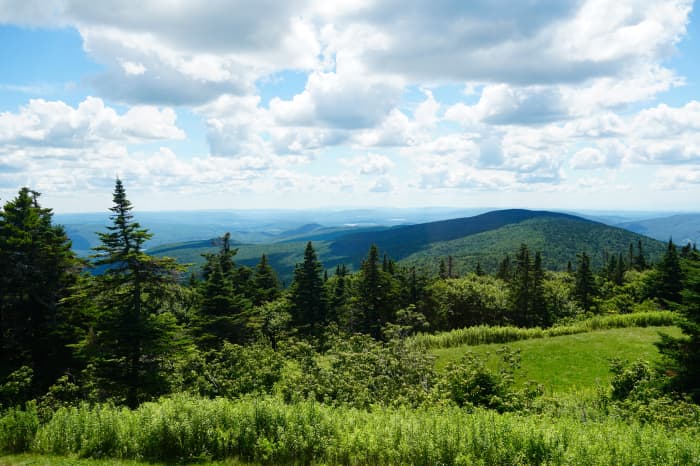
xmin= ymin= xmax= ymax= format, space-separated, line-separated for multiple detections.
xmin=149 ymin=209 xmax=665 ymax=282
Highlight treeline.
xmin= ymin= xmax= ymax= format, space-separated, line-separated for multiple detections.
xmin=1 ymin=180 xmax=700 ymax=411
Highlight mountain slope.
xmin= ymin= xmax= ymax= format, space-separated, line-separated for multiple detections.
xmin=400 ymin=216 xmax=666 ymax=275
xmin=617 ymin=213 xmax=700 ymax=245
xmin=149 ymin=209 xmax=665 ymax=283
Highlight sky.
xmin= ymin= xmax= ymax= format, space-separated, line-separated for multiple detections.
xmin=0 ymin=0 xmax=699 ymax=213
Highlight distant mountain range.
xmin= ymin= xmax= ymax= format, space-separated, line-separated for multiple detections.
xmin=145 ymin=209 xmax=666 ymax=284
xmin=615 ymin=214 xmax=700 ymax=245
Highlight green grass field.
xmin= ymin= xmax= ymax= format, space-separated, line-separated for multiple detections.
xmin=433 ymin=326 xmax=681 ymax=393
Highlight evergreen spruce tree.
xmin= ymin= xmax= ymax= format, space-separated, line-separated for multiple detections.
xmin=0 ymin=188 xmax=80 ymax=395
xmin=497 ymin=255 xmax=512 ymax=281
xmin=652 ymin=240 xmax=683 ymax=305
xmin=574 ymin=252 xmax=597 ymax=312
xmin=193 ymin=233 xmax=252 ymax=348
xmin=657 ymin=251 xmax=700 ymax=400
xmin=475 ymin=261 xmax=485 ymax=276
xmin=358 ymin=244 xmax=397 ymax=338
xmin=509 ymin=244 xmax=531 ymax=327
xmin=289 ymin=242 xmax=327 ymax=336
xmin=615 ymin=253 xmax=625 ymax=286
xmin=530 ymin=251 xmax=548 ymax=327
xmin=634 ymin=239 xmax=647 ymax=270
xmin=438 ymin=258 xmax=448 ymax=279
xmin=87 ymin=179 xmax=188 ymax=407
xmin=252 ymin=254 xmax=279 ymax=305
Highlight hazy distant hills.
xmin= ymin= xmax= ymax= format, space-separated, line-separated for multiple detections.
xmin=56 ymin=207 xmax=483 ymax=257
xmin=146 ymin=209 xmax=666 ymax=284
xmin=615 ymin=214 xmax=700 ymax=246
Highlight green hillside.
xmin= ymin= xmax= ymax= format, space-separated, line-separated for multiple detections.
xmin=433 ymin=326 xmax=681 ymax=393
xmin=401 ymin=216 xmax=666 ymax=275
xmin=149 ymin=209 xmax=666 ymax=283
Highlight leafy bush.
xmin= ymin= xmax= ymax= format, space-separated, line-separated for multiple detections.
xmin=434 ymin=347 xmax=542 ymax=412
xmin=0 ymin=366 xmax=33 ymax=409
xmin=175 ymin=342 xmax=284 ymax=399
xmin=276 ymin=335 xmax=435 ymax=409
xmin=0 ymin=404 xmax=39 ymax=453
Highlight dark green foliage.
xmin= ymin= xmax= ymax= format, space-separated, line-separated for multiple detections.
xmin=657 ymin=251 xmax=700 ymax=401
xmin=497 ymin=254 xmax=511 ymax=281
xmin=252 ymin=254 xmax=280 ymax=305
xmin=176 ymin=343 xmax=284 ymax=399
xmin=650 ymin=240 xmax=684 ymax=305
xmin=508 ymin=244 xmax=548 ymax=327
xmin=574 ymin=252 xmax=597 ymax=312
xmin=85 ymin=179 xmax=190 ymax=408
xmin=288 ymin=242 xmax=328 ymax=336
xmin=0 ymin=188 xmax=80 ymax=395
xmin=191 ymin=233 xmax=252 ymax=349
xmin=356 ymin=244 xmax=398 ymax=338
xmin=247 ymin=298 xmax=292 ymax=350
xmin=425 ymin=274 xmax=509 ymax=330
xmin=0 ymin=367 xmax=33 ymax=409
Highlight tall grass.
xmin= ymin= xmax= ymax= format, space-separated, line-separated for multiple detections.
xmin=410 ymin=311 xmax=677 ymax=350
xmin=0 ymin=394 xmax=691 ymax=464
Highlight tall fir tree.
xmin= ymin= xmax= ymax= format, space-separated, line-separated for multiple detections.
xmin=252 ymin=254 xmax=279 ymax=306
xmin=652 ymin=240 xmax=683 ymax=306
xmin=530 ymin=251 xmax=548 ymax=327
xmin=509 ymin=244 xmax=543 ymax=327
xmin=574 ymin=252 xmax=597 ymax=312
xmin=358 ymin=244 xmax=397 ymax=338
xmin=438 ymin=258 xmax=448 ymax=279
xmin=497 ymin=254 xmax=512 ymax=281
xmin=0 ymin=188 xmax=80 ymax=395
xmin=193 ymin=233 xmax=252 ymax=348
xmin=656 ymin=251 xmax=700 ymax=400
xmin=86 ymin=179 xmax=189 ymax=407
xmin=289 ymin=242 xmax=327 ymax=336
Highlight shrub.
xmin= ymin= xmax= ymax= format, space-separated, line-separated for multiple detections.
xmin=434 ymin=347 xmax=542 ymax=412
xmin=0 ymin=404 xmax=39 ymax=453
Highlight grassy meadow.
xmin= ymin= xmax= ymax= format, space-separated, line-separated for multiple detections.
xmin=433 ymin=326 xmax=682 ymax=392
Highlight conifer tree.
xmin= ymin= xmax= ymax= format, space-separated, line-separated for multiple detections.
xmin=475 ymin=261 xmax=484 ymax=276
xmin=252 ymin=254 xmax=279 ymax=305
xmin=193 ymin=233 xmax=252 ymax=348
xmin=657 ymin=251 xmax=700 ymax=400
xmin=574 ymin=252 xmax=597 ymax=312
xmin=509 ymin=244 xmax=531 ymax=327
xmin=87 ymin=179 xmax=188 ymax=407
xmin=615 ymin=253 xmax=625 ymax=286
xmin=289 ymin=242 xmax=327 ymax=336
xmin=652 ymin=240 xmax=683 ymax=305
xmin=497 ymin=255 xmax=512 ymax=281
xmin=438 ymin=259 xmax=448 ymax=279
xmin=0 ymin=188 xmax=80 ymax=395
xmin=530 ymin=251 xmax=548 ymax=327
xmin=358 ymin=244 xmax=397 ymax=338
xmin=634 ymin=239 xmax=647 ymax=270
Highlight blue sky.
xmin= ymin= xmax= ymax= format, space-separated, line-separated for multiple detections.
xmin=0 ymin=0 xmax=699 ymax=213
